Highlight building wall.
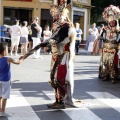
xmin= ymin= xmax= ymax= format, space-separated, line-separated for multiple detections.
xmin=73 ymin=0 xmax=92 ymax=40
xmin=2 ymin=0 xmax=91 ymax=39
xmin=2 ymin=0 xmax=51 ymax=24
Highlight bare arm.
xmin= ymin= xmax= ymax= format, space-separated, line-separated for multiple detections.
xmin=19 ymin=42 xmax=49 ymax=60
xmin=35 ymin=25 xmax=40 ymax=32
xmin=21 ymin=43 xmax=41 ymax=59
xmin=9 ymin=29 xmax=12 ymax=34
xmin=8 ymin=57 xmax=23 ymax=64
xmin=19 ymin=28 xmax=22 ymax=36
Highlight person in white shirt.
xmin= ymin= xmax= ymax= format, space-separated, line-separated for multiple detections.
xmin=43 ymin=25 xmax=52 ymax=54
xmin=10 ymin=20 xmax=21 ymax=56
xmin=20 ymin=21 xmax=29 ymax=55
xmin=85 ymin=23 xmax=98 ymax=54
xmin=37 ymin=22 xmax=43 ymax=58
xmin=37 ymin=22 xmax=42 ymax=39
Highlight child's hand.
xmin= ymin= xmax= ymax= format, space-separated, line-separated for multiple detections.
xmin=19 ymin=59 xmax=24 ymax=63
xmin=19 ymin=56 xmax=24 ymax=60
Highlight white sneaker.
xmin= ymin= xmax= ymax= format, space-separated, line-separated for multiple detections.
xmin=15 ymin=53 xmax=19 ymax=56
xmin=33 ymin=56 xmax=39 ymax=59
xmin=10 ymin=53 xmax=12 ymax=56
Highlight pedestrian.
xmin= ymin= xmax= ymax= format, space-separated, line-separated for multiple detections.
xmin=9 ymin=20 xmax=21 ymax=56
xmin=37 ymin=21 xmax=42 ymax=40
xmin=85 ymin=23 xmax=98 ymax=54
xmin=99 ymin=24 xmax=105 ymax=54
xmin=0 ymin=43 xmax=23 ymax=116
xmin=92 ymin=24 xmax=105 ymax=55
xmin=37 ymin=21 xmax=43 ymax=58
xmin=43 ymin=25 xmax=52 ymax=54
xmin=27 ymin=24 xmax=33 ymax=51
xmin=0 ymin=25 xmax=5 ymax=42
xmin=31 ymin=16 xmax=41 ymax=59
xmin=20 ymin=21 xmax=29 ymax=55
xmin=75 ymin=22 xmax=83 ymax=55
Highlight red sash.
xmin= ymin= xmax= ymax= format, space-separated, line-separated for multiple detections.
xmin=57 ymin=64 xmax=67 ymax=96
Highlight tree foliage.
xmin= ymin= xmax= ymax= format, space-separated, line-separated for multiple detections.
xmin=91 ymin=0 xmax=120 ymax=25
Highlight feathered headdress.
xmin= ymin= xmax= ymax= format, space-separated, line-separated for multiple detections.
xmin=53 ymin=0 xmax=71 ymax=6
xmin=102 ymin=5 xmax=120 ymax=23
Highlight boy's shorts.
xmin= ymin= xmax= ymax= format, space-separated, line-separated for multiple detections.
xmin=0 ymin=80 xmax=11 ymax=99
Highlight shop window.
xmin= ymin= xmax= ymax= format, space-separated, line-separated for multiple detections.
xmin=41 ymin=9 xmax=53 ymax=36
xmin=4 ymin=8 xmax=32 ymax=25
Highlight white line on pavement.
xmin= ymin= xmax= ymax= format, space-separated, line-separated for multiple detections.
xmin=43 ymin=91 xmax=102 ymax=120
xmin=87 ymin=92 xmax=120 ymax=113
xmin=6 ymin=90 xmax=40 ymax=120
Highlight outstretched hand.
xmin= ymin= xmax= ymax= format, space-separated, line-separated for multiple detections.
xmin=19 ymin=53 xmax=29 ymax=60
xmin=19 ymin=56 xmax=25 ymax=61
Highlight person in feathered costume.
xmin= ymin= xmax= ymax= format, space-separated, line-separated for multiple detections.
xmin=99 ymin=5 xmax=120 ymax=84
xmin=20 ymin=0 xmax=76 ymax=109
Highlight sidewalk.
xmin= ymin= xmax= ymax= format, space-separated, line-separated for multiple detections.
xmin=40 ymin=48 xmax=91 ymax=55
xmin=79 ymin=48 xmax=91 ymax=55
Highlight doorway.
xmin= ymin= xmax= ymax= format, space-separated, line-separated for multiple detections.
xmin=41 ymin=9 xmax=53 ymax=37
xmin=4 ymin=8 xmax=32 ymax=25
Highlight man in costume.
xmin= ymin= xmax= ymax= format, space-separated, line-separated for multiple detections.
xmin=99 ymin=5 xmax=120 ymax=84
xmin=20 ymin=0 xmax=76 ymax=109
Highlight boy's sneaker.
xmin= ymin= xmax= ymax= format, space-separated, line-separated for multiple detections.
xmin=0 ymin=112 xmax=10 ymax=116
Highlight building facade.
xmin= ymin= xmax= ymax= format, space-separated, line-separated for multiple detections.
xmin=1 ymin=0 xmax=92 ymax=40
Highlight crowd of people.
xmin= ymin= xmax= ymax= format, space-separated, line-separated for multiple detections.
xmin=0 ymin=17 xmax=53 ymax=58
xmin=1 ymin=16 xmax=106 ymax=57
xmin=1 ymin=16 xmax=117 ymax=58
xmin=85 ymin=23 xmax=106 ymax=55
xmin=0 ymin=19 xmax=85 ymax=57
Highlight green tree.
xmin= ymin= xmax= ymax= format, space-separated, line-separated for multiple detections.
xmin=91 ymin=0 xmax=120 ymax=25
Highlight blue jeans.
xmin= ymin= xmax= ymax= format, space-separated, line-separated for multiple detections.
xmin=75 ymin=40 xmax=80 ymax=54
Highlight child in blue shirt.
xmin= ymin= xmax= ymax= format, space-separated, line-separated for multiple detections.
xmin=0 ymin=43 xmax=23 ymax=116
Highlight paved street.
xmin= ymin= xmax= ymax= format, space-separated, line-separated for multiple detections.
xmin=1 ymin=50 xmax=120 ymax=120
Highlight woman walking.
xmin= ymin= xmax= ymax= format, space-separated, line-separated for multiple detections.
xmin=20 ymin=21 xmax=29 ymax=55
